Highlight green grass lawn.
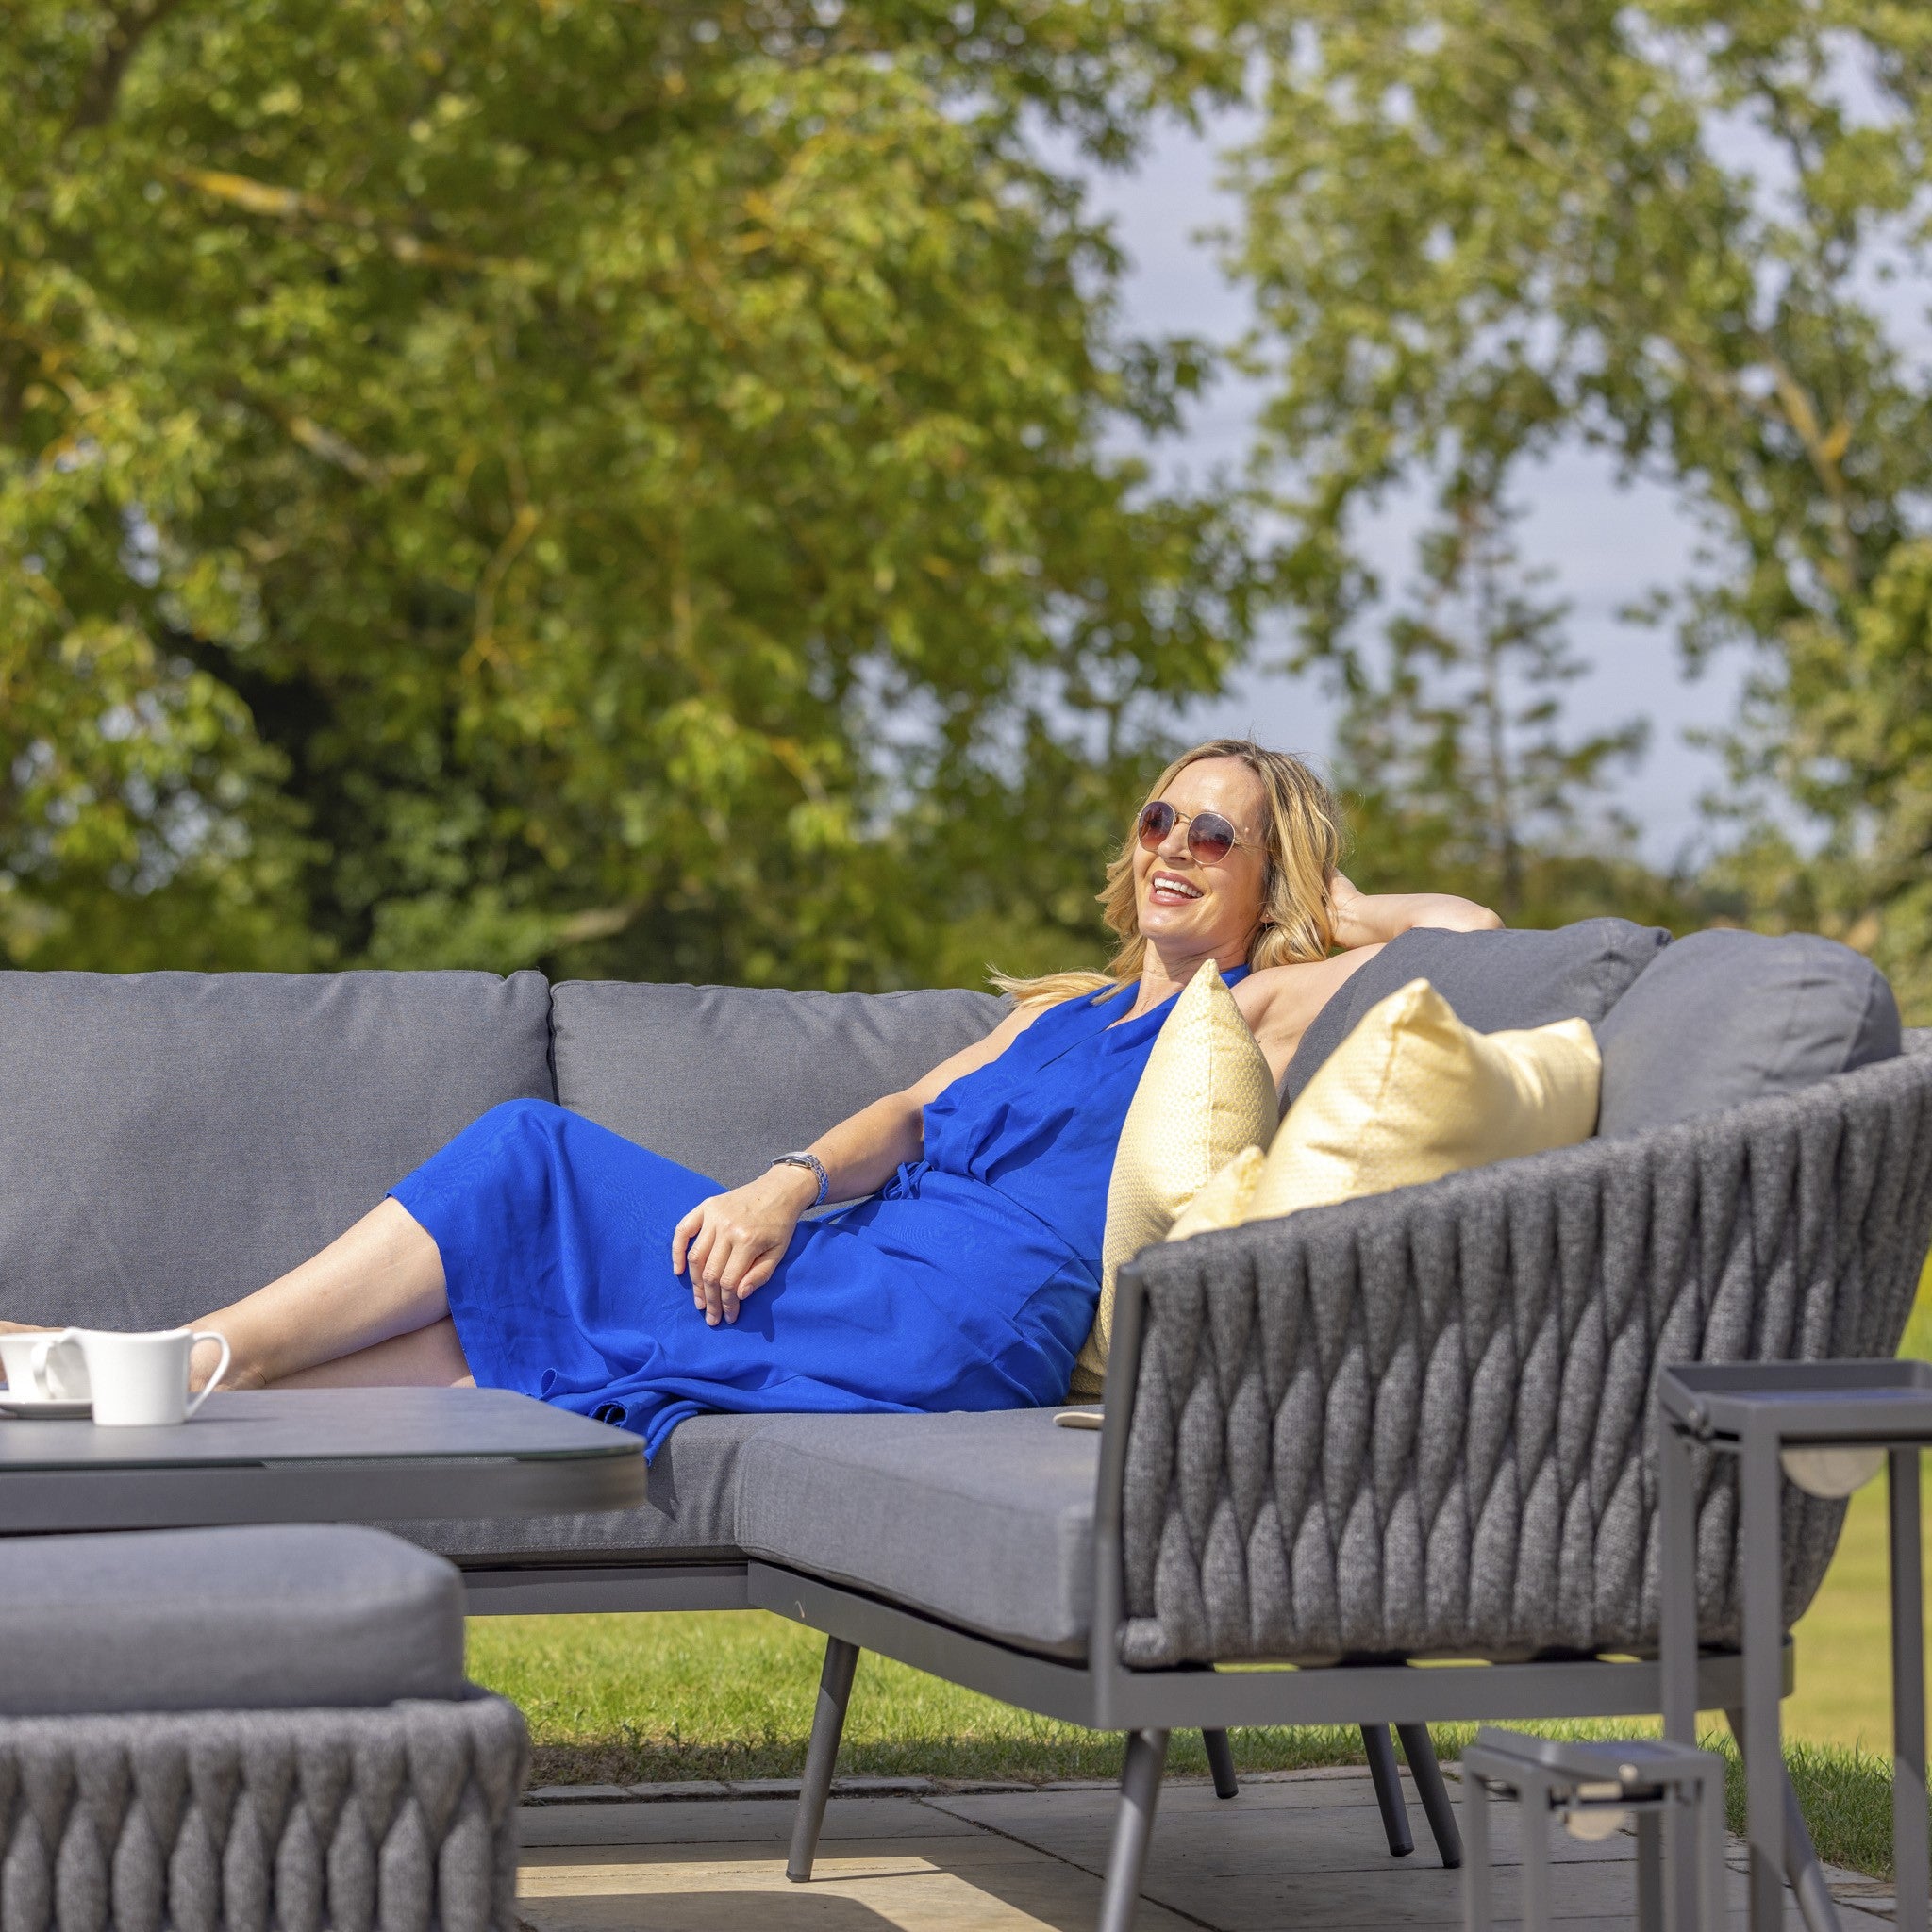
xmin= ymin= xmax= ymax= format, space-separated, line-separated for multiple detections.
xmin=468 ymin=1257 xmax=1932 ymax=1877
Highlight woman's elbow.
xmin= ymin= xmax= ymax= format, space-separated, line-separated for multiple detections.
xmin=1418 ymin=896 xmax=1503 ymax=934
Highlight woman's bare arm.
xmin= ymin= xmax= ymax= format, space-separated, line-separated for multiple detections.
xmin=673 ymin=999 xmax=1045 ymax=1324
xmin=1237 ymin=876 xmax=1502 ymax=1086
xmin=1329 ymin=872 xmax=1502 ymax=947
xmin=1234 ymin=949 xmax=1387 ymax=1091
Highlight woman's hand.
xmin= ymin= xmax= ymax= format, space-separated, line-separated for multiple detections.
xmin=673 ymin=1165 xmax=820 ymax=1326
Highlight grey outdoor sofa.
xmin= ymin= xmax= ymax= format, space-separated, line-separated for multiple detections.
xmin=2 ymin=916 xmax=1927 ymax=1930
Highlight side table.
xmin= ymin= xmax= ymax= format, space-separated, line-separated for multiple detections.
xmin=1658 ymin=1359 xmax=1932 ymax=1932
xmin=1461 ymin=1728 xmax=1727 ymax=1932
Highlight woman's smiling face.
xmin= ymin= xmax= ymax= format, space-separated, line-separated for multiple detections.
xmin=1132 ymin=756 xmax=1271 ymax=960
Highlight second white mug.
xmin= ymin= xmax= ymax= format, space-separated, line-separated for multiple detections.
xmin=45 ymin=1328 xmax=232 ymax=1426
xmin=0 ymin=1332 xmax=89 ymax=1402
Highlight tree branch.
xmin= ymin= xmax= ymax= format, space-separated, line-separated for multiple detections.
xmin=66 ymin=0 xmax=189 ymax=138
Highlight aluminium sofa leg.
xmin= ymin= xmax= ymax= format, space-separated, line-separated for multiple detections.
xmin=1725 ymin=1706 xmax=1841 ymax=1932
xmin=1202 ymin=1728 xmax=1240 ymax=1799
xmin=1362 ymin=1724 xmax=1415 ymax=1856
xmin=787 ymin=1637 xmax=860 ymax=1884
xmin=1098 ymin=1728 xmax=1170 ymax=1932
xmin=1395 ymin=1724 xmax=1463 ymax=1869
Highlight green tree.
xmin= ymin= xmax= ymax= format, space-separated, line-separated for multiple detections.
xmin=1328 ymin=483 xmax=1657 ymax=926
xmin=2 ymin=0 xmax=1249 ymax=985
xmin=1224 ymin=0 xmax=1932 ymax=1001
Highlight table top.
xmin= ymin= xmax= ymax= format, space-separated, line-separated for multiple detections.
xmin=1658 ymin=1358 xmax=1932 ymax=1443
xmin=0 ymin=1387 xmax=647 ymax=1535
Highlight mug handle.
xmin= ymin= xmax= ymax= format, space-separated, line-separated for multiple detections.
xmin=184 ymin=1331 xmax=232 ymax=1418
xmin=30 ymin=1328 xmax=83 ymax=1401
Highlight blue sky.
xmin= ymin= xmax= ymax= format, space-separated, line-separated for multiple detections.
xmin=1079 ymin=113 xmax=1750 ymax=868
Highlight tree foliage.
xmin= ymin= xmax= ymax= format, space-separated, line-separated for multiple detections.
xmin=1226 ymin=0 xmax=1932 ymax=996
xmin=1326 ymin=482 xmax=1670 ymax=927
xmin=2 ymin=0 xmax=1251 ymax=985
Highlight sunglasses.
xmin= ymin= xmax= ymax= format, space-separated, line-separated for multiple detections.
xmin=1136 ymin=799 xmax=1245 ymax=865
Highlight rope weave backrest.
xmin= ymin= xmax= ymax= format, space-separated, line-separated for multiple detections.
xmin=1117 ymin=1038 xmax=1932 ymax=1669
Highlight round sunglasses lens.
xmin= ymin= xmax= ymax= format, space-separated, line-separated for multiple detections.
xmin=1137 ymin=801 xmax=1176 ymax=848
xmin=1188 ymin=814 xmax=1236 ymax=862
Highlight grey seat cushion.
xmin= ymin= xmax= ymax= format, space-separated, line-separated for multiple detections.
xmin=0 ymin=969 xmax=553 ymax=1329
xmin=402 ymin=1410 xmax=775 ymax=1563
xmin=737 ymin=1409 xmax=1099 ymax=1657
xmin=552 ymin=981 xmax=1008 ymax=1185
xmin=0 ymin=1524 xmax=465 ymax=1716
xmin=1596 ymin=927 xmax=1902 ymax=1138
xmin=1282 ymin=918 xmax=1673 ymax=1104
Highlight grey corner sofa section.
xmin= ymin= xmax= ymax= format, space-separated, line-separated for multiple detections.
xmin=0 ymin=1523 xmax=528 ymax=1932
xmin=3 ymin=928 xmax=1929 ymax=1931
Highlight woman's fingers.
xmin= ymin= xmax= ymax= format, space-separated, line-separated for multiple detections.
xmin=701 ymin=1229 xmax=746 ymax=1325
xmin=736 ymin=1253 xmax=778 ymax=1299
xmin=672 ymin=1202 xmax=709 ymax=1279
xmin=685 ymin=1224 xmax=721 ymax=1315
xmin=677 ymin=1194 xmax=791 ymax=1326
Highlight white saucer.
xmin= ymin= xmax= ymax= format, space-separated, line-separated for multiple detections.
xmin=0 ymin=1394 xmax=92 ymax=1420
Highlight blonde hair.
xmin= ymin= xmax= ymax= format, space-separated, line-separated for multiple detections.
xmin=990 ymin=739 xmax=1343 ymax=1008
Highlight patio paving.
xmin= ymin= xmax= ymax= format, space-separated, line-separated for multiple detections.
xmin=517 ymin=1765 xmax=1901 ymax=1930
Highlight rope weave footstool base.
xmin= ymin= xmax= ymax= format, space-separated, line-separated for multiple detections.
xmin=0 ymin=1693 xmax=527 ymax=1932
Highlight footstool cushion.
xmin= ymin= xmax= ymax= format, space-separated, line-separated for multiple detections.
xmin=0 ymin=1522 xmax=465 ymax=1716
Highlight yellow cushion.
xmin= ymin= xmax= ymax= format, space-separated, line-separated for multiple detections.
xmin=1166 ymin=1145 xmax=1265 ymax=1241
xmin=1071 ymin=963 xmax=1277 ymax=1397
xmin=1244 ymin=977 xmax=1600 ymax=1223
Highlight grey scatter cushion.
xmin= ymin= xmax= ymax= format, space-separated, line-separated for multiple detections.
xmin=1595 ymin=927 xmax=1902 ymax=1138
xmin=0 ymin=1524 xmax=464 ymax=1716
xmin=1282 ymin=918 xmax=1672 ymax=1104
xmin=0 ymin=969 xmax=553 ymax=1329
xmin=553 ymin=980 xmax=1008 ymax=1187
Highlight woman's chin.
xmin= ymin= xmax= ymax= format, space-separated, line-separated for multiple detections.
xmin=1138 ymin=904 xmax=1217 ymax=948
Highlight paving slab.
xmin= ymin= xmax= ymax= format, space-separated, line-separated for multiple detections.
xmin=520 ymin=1798 xmax=983 ymax=1850
xmin=517 ymin=1767 xmax=1892 ymax=1929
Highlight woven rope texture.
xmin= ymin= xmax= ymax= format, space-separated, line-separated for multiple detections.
xmin=0 ymin=1694 xmax=526 ymax=1932
xmin=1119 ymin=1040 xmax=1932 ymax=1669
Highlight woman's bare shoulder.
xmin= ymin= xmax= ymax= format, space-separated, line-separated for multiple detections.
xmin=1234 ymin=947 xmax=1385 ymax=1084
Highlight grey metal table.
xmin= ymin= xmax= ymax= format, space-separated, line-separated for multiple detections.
xmin=0 ymin=1386 xmax=646 ymax=1532
xmin=1461 ymin=1727 xmax=1727 ymax=1932
xmin=1659 ymin=1359 xmax=1932 ymax=1932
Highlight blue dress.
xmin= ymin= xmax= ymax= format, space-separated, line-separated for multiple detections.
xmin=391 ymin=970 xmax=1243 ymax=1457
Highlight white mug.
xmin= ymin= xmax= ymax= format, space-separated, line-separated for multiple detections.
xmin=52 ymin=1328 xmax=231 ymax=1426
xmin=0 ymin=1332 xmax=90 ymax=1402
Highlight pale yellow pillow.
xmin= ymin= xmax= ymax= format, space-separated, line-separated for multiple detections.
xmin=1070 ymin=963 xmax=1277 ymax=1396
xmin=1244 ymin=977 xmax=1600 ymax=1223
xmin=1166 ymin=1144 xmax=1265 ymax=1241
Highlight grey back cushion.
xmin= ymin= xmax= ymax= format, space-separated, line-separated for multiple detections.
xmin=1595 ymin=927 xmax=1902 ymax=1138
xmin=553 ymin=981 xmax=1008 ymax=1185
xmin=0 ymin=970 xmax=553 ymax=1329
xmin=1282 ymin=917 xmax=1673 ymax=1104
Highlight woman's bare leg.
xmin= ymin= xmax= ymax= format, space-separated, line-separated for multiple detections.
xmin=267 ymin=1319 xmax=473 ymax=1390
xmin=194 ymin=1198 xmax=450 ymax=1389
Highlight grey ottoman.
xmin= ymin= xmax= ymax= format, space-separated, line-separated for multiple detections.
xmin=0 ymin=1524 xmax=527 ymax=1932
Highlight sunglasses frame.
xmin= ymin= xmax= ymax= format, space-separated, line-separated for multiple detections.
xmin=1136 ymin=799 xmax=1246 ymax=866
